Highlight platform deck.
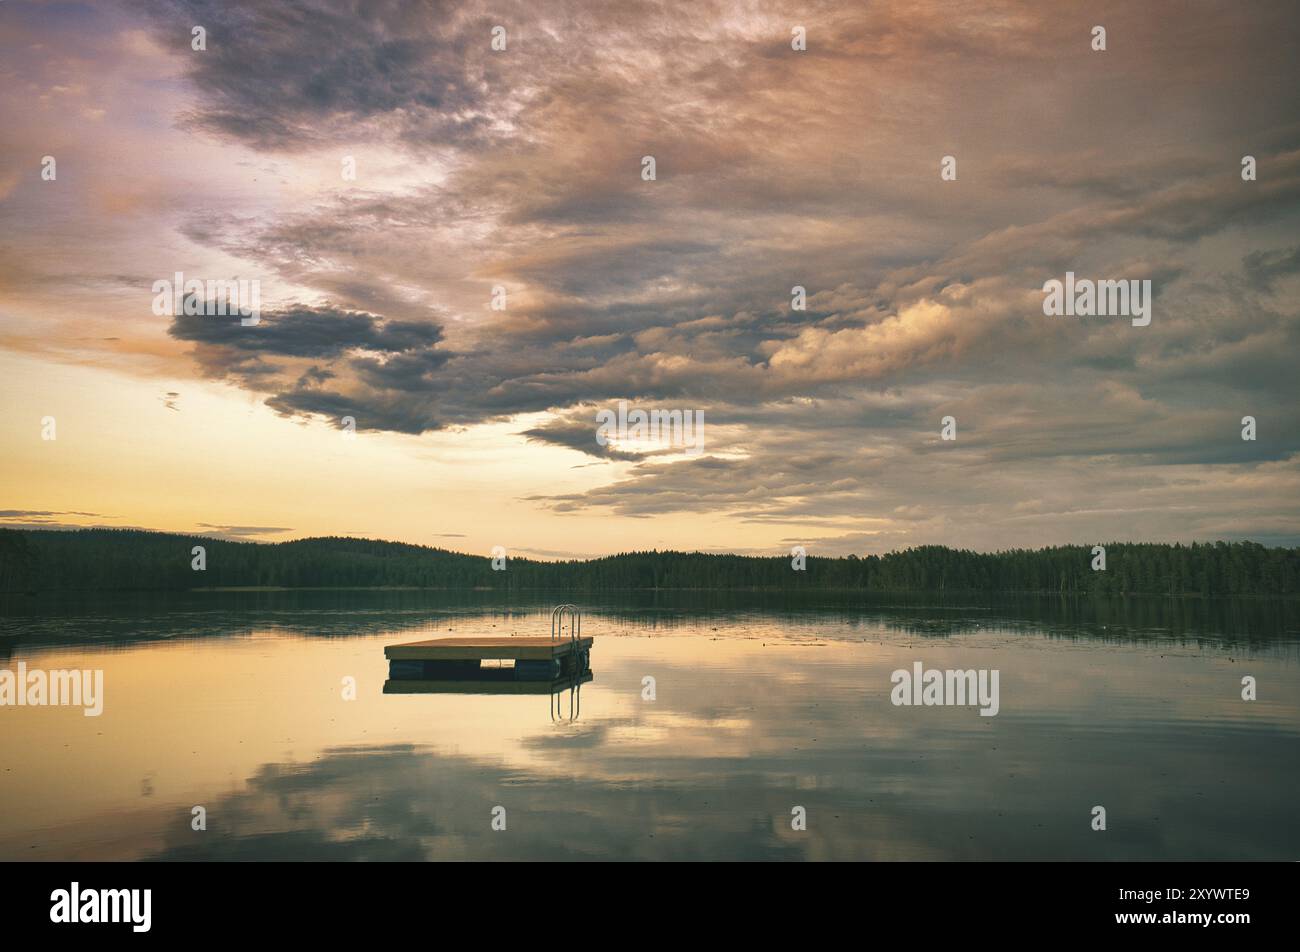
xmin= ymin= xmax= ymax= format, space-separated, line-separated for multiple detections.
xmin=384 ymin=636 xmax=594 ymax=662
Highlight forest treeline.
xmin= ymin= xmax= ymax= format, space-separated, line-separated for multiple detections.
xmin=0 ymin=528 xmax=1297 ymax=596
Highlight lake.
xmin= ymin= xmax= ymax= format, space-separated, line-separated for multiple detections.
xmin=1 ymin=591 xmax=1297 ymax=860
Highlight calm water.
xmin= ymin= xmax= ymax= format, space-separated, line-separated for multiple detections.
xmin=1 ymin=591 xmax=1297 ymax=861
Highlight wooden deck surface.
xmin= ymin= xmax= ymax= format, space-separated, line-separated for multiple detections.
xmin=384 ymin=636 xmax=594 ymax=661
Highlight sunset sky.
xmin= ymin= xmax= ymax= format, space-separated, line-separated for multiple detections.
xmin=2 ymin=0 xmax=1299 ymax=558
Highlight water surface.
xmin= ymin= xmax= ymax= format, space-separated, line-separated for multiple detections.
xmin=1 ymin=591 xmax=1297 ymax=860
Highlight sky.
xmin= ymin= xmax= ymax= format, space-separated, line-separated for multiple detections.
xmin=1 ymin=0 xmax=1299 ymax=558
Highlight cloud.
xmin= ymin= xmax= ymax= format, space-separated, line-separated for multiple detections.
xmin=169 ymin=303 xmax=449 ymax=433
xmin=194 ymin=523 xmax=294 ymax=540
xmin=4 ymin=0 xmax=1300 ymax=550
xmin=0 ymin=510 xmax=104 ymax=519
xmin=1243 ymin=244 xmax=1300 ymax=292
xmin=146 ymin=0 xmax=515 ymax=151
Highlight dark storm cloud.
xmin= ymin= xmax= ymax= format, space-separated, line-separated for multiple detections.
xmin=146 ymin=0 xmax=510 ymax=150
xmin=170 ymin=305 xmax=443 ymax=358
xmin=168 ymin=304 xmax=450 ymax=433
xmin=520 ymin=414 xmax=644 ymax=462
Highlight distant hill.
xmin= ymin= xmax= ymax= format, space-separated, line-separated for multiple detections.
xmin=0 ymin=528 xmax=1297 ymax=597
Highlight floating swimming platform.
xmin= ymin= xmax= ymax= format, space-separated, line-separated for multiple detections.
xmin=384 ymin=605 xmax=593 ymax=690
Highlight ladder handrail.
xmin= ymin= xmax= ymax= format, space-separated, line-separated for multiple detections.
xmin=550 ymin=604 xmax=581 ymax=645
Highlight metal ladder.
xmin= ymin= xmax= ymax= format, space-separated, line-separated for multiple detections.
xmin=549 ymin=605 xmax=584 ymax=723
